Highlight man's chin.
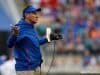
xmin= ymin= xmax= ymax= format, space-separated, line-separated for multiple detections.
xmin=31 ymin=21 xmax=37 ymax=24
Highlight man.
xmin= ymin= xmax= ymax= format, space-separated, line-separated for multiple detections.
xmin=7 ymin=5 xmax=61 ymax=75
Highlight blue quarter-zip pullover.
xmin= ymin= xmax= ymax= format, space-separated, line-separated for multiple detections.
xmin=7 ymin=19 xmax=48 ymax=71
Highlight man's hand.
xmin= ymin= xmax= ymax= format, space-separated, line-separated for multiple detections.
xmin=11 ymin=25 xmax=19 ymax=36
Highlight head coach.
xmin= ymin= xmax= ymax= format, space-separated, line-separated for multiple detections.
xmin=7 ymin=5 xmax=62 ymax=75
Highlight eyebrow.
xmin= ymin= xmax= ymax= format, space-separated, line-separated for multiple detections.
xmin=31 ymin=12 xmax=37 ymax=14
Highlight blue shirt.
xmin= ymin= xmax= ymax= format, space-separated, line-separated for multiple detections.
xmin=7 ymin=19 xmax=48 ymax=71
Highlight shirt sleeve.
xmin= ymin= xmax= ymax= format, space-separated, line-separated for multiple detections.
xmin=7 ymin=34 xmax=17 ymax=48
xmin=39 ymin=37 xmax=48 ymax=45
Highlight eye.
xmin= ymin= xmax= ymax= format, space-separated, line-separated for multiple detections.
xmin=31 ymin=12 xmax=37 ymax=15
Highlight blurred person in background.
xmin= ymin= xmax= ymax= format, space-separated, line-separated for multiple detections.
xmin=82 ymin=50 xmax=91 ymax=67
xmin=0 ymin=56 xmax=16 ymax=75
xmin=0 ymin=55 xmax=6 ymax=66
xmin=0 ymin=55 xmax=7 ymax=75
xmin=75 ymin=34 xmax=85 ymax=55
xmin=7 ymin=5 xmax=61 ymax=75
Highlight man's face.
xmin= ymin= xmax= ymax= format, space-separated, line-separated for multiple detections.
xmin=26 ymin=11 xmax=39 ymax=24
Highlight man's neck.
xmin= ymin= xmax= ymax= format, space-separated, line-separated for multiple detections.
xmin=25 ymin=18 xmax=31 ymax=24
xmin=25 ymin=19 xmax=32 ymax=24
xmin=25 ymin=18 xmax=36 ymax=25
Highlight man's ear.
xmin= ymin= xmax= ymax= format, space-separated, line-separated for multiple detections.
xmin=25 ymin=13 xmax=30 ymax=18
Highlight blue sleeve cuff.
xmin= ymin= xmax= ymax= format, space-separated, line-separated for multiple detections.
xmin=7 ymin=34 xmax=17 ymax=48
xmin=39 ymin=38 xmax=48 ymax=45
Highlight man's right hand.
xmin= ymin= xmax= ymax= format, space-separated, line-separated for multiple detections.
xmin=11 ymin=25 xmax=19 ymax=36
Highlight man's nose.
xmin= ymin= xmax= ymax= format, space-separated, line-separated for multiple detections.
xmin=36 ymin=15 xmax=38 ymax=19
xmin=36 ymin=14 xmax=39 ymax=17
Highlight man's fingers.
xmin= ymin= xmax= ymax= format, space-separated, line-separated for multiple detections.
xmin=11 ymin=25 xmax=19 ymax=30
xmin=10 ymin=24 xmax=20 ymax=34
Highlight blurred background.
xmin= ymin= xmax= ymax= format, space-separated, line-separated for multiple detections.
xmin=0 ymin=0 xmax=100 ymax=75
